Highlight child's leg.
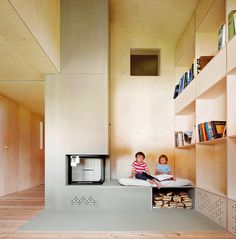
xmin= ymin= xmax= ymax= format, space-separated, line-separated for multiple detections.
xmin=135 ymin=172 xmax=149 ymax=181
xmin=152 ymin=179 xmax=162 ymax=189
xmin=142 ymin=172 xmax=162 ymax=188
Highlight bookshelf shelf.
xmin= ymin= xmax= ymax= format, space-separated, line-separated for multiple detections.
xmin=197 ymin=137 xmax=227 ymax=145
xmin=175 ymin=80 xmax=195 ymax=115
xmin=196 ymin=48 xmax=227 ymax=98
xmin=176 ymin=144 xmax=195 ymax=150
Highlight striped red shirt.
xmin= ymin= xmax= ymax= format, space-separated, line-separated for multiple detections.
xmin=132 ymin=161 xmax=148 ymax=174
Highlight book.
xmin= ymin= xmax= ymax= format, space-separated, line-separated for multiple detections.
xmin=192 ymin=58 xmax=200 ymax=79
xmin=234 ymin=12 xmax=236 ymax=39
xmin=222 ymin=124 xmax=227 ymax=137
xmin=201 ymin=123 xmax=207 ymax=141
xmin=228 ymin=10 xmax=236 ymax=41
xmin=184 ymin=72 xmax=188 ymax=88
xmin=211 ymin=121 xmax=226 ymax=138
xmin=218 ymin=24 xmax=226 ymax=51
xmin=178 ymin=75 xmax=185 ymax=94
xmin=198 ymin=123 xmax=203 ymax=142
xmin=204 ymin=121 xmax=214 ymax=140
xmin=198 ymin=56 xmax=214 ymax=71
xmin=173 ymin=84 xmax=179 ymax=99
xmin=153 ymin=174 xmax=174 ymax=181
xmin=175 ymin=131 xmax=184 ymax=147
xmin=183 ymin=131 xmax=193 ymax=145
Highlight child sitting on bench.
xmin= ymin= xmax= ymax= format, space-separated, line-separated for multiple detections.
xmin=130 ymin=151 xmax=162 ymax=188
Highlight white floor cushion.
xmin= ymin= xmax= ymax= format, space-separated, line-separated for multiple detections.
xmin=118 ymin=177 xmax=193 ymax=187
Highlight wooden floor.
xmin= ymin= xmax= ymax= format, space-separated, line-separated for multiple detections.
xmin=0 ymin=185 xmax=236 ymax=239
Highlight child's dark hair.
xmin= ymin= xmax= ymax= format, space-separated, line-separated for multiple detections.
xmin=135 ymin=151 xmax=145 ymax=159
xmin=159 ymin=154 xmax=168 ymax=163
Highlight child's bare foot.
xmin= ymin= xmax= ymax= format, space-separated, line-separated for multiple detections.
xmin=154 ymin=180 xmax=162 ymax=189
xmin=147 ymin=179 xmax=155 ymax=185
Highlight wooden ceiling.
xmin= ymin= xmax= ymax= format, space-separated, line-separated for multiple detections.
xmin=110 ymin=0 xmax=200 ymax=46
xmin=0 ymin=0 xmax=58 ymax=116
xmin=0 ymin=0 xmax=199 ymax=116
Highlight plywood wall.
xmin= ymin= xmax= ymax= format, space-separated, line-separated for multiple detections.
xmin=0 ymin=93 xmax=44 ymax=197
xmin=110 ymin=22 xmax=175 ymax=179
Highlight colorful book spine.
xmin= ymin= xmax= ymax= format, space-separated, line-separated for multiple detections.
xmin=218 ymin=24 xmax=226 ymax=51
xmin=228 ymin=10 xmax=236 ymax=41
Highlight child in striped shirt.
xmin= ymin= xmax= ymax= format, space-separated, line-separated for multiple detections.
xmin=130 ymin=151 xmax=162 ymax=188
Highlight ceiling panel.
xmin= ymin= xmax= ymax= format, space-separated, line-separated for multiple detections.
xmin=0 ymin=0 xmax=57 ymax=79
xmin=0 ymin=81 xmax=44 ymax=116
xmin=110 ymin=0 xmax=200 ymax=46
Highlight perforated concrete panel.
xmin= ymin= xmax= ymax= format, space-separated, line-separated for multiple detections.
xmin=195 ymin=188 xmax=226 ymax=228
xmin=228 ymin=199 xmax=236 ymax=235
xmin=57 ymin=184 xmax=152 ymax=211
xmin=71 ymin=195 xmax=96 ymax=208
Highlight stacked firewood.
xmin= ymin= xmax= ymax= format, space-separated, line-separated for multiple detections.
xmin=153 ymin=191 xmax=193 ymax=209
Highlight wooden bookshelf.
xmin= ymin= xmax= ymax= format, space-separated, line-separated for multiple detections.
xmin=174 ymin=0 xmax=236 ymax=233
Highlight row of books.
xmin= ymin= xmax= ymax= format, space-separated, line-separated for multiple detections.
xmin=173 ymin=56 xmax=214 ymax=99
xmin=175 ymin=130 xmax=195 ymax=147
xmin=198 ymin=121 xmax=226 ymax=142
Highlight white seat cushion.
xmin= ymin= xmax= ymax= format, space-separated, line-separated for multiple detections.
xmin=118 ymin=177 xmax=193 ymax=187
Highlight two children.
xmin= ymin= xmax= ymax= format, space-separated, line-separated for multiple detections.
xmin=130 ymin=152 xmax=171 ymax=187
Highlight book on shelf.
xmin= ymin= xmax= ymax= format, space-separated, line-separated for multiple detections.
xmin=174 ymin=56 xmax=213 ymax=99
xmin=178 ymin=74 xmax=185 ymax=94
xmin=183 ymin=131 xmax=193 ymax=145
xmin=198 ymin=56 xmax=214 ymax=71
xmin=173 ymin=84 xmax=179 ymax=99
xmin=228 ymin=10 xmax=236 ymax=41
xmin=191 ymin=125 xmax=196 ymax=144
xmin=211 ymin=121 xmax=226 ymax=138
xmin=222 ymin=124 xmax=227 ymax=137
xmin=175 ymin=130 xmax=194 ymax=147
xmin=218 ymin=24 xmax=226 ymax=51
xmin=198 ymin=121 xmax=226 ymax=142
xmin=175 ymin=131 xmax=184 ymax=147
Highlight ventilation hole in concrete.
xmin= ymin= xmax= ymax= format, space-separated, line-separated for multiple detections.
xmin=71 ymin=195 xmax=96 ymax=207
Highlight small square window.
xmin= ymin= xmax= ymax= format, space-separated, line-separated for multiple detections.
xmin=130 ymin=49 xmax=160 ymax=76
